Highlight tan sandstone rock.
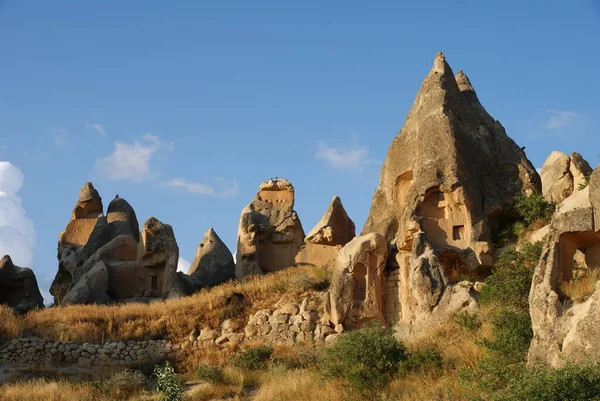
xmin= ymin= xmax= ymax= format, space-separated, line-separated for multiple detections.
xmin=362 ymin=53 xmax=541 ymax=337
xmin=325 ymin=233 xmax=388 ymax=328
xmin=0 ymin=255 xmax=44 ymax=313
xmin=540 ymin=151 xmax=593 ymax=204
xmin=295 ymin=196 xmax=355 ymax=268
xmin=528 ymin=166 xmax=600 ymax=366
xmin=188 ymin=228 xmax=235 ymax=287
xmin=236 ymin=178 xmax=305 ymax=278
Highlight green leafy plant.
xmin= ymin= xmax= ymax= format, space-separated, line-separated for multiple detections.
xmin=231 ymin=345 xmax=274 ymax=371
xmin=320 ymin=323 xmax=407 ymax=393
xmin=195 ymin=364 xmax=225 ymax=384
xmin=154 ymin=361 xmax=185 ymax=401
xmin=399 ymin=348 xmax=443 ymax=376
xmin=514 ymin=194 xmax=555 ymax=225
xmin=454 ymin=311 xmax=481 ymax=332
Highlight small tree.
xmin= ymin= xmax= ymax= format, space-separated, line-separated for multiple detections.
xmin=154 ymin=361 xmax=185 ymax=401
xmin=514 ymin=194 xmax=555 ymax=225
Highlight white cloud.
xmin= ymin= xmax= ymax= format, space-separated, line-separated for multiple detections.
xmin=0 ymin=162 xmax=36 ymax=268
xmin=95 ymin=134 xmax=172 ymax=182
xmin=545 ymin=110 xmax=580 ymax=130
xmin=162 ymin=177 xmax=239 ymax=198
xmin=88 ymin=122 xmax=106 ymax=136
xmin=315 ymin=140 xmax=371 ymax=172
xmin=177 ymin=257 xmax=191 ymax=273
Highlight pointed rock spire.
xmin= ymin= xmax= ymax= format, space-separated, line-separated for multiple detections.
xmin=189 ymin=227 xmax=235 ymax=287
xmin=72 ymin=182 xmax=103 ymax=219
xmin=306 ymin=196 xmax=355 ymax=246
xmin=455 ymin=70 xmax=475 ymax=93
xmin=107 ymin=195 xmax=140 ymax=241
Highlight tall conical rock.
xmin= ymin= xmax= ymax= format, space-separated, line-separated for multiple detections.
xmin=236 ymin=178 xmax=305 ymax=278
xmin=188 ymin=227 xmax=235 ymax=287
xmin=107 ymin=195 xmax=140 ymax=241
xmin=361 ymin=53 xmax=540 ymax=338
xmin=305 ymin=196 xmax=355 ymax=246
xmin=0 ymin=255 xmax=44 ymax=313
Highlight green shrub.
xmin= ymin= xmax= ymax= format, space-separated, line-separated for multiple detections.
xmin=195 ymin=364 xmax=225 ymax=384
xmin=514 ymin=194 xmax=555 ymax=225
xmin=231 ymin=345 xmax=274 ymax=370
xmin=578 ymin=172 xmax=592 ymax=190
xmin=272 ymin=348 xmax=319 ymax=369
xmin=484 ymin=309 xmax=532 ymax=362
xmin=320 ymin=323 xmax=407 ymax=393
xmin=494 ymin=364 xmax=600 ymax=401
xmin=154 ymin=361 xmax=185 ymax=401
xmin=454 ymin=311 xmax=481 ymax=332
xmin=399 ymin=348 xmax=443 ymax=376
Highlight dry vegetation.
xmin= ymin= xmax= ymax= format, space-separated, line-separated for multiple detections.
xmin=0 ymin=265 xmax=330 ymax=346
xmin=560 ymin=268 xmax=600 ymax=303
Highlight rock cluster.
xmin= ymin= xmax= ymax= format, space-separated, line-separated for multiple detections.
xmin=361 ymin=53 xmax=540 ymax=337
xmin=50 ymin=183 xmax=179 ymax=305
xmin=0 ymin=255 xmax=44 ymax=314
xmin=540 ymin=151 xmax=593 ymax=203
xmin=528 ymin=165 xmax=600 ymax=366
xmin=0 ymin=337 xmax=172 ymax=368
xmin=236 ymin=179 xmax=305 ymax=278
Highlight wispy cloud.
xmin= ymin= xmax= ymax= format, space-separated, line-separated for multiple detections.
xmin=177 ymin=257 xmax=191 ymax=273
xmin=87 ymin=122 xmax=106 ymax=136
xmin=545 ymin=110 xmax=580 ymax=130
xmin=162 ymin=177 xmax=239 ymax=198
xmin=51 ymin=128 xmax=74 ymax=153
xmin=315 ymin=139 xmax=372 ymax=172
xmin=95 ymin=134 xmax=173 ymax=182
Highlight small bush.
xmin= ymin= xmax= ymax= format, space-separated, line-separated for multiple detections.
xmin=454 ymin=312 xmax=480 ymax=332
xmin=195 ymin=364 xmax=225 ymax=384
xmin=320 ymin=323 xmax=406 ymax=393
xmin=399 ymin=348 xmax=443 ymax=376
xmin=494 ymin=364 xmax=600 ymax=401
xmin=272 ymin=348 xmax=319 ymax=369
xmin=484 ymin=309 xmax=532 ymax=362
xmin=297 ymin=273 xmax=330 ymax=292
xmin=514 ymin=194 xmax=555 ymax=225
xmin=231 ymin=345 xmax=274 ymax=371
xmin=154 ymin=361 xmax=185 ymax=401
xmin=101 ymin=369 xmax=148 ymax=398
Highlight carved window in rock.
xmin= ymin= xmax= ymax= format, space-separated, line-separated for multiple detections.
xmin=353 ymin=263 xmax=367 ymax=302
xmin=453 ymin=225 xmax=465 ymax=240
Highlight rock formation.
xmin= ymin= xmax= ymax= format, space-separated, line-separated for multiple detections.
xmin=362 ymin=53 xmax=541 ymax=337
xmin=188 ymin=228 xmax=235 ymax=288
xmin=236 ymin=178 xmax=305 ymax=278
xmin=0 ymin=255 xmax=44 ymax=313
xmin=295 ymin=196 xmax=355 ymax=268
xmin=325 ymin=233 xmax=388 ymax=328
xmin=540 ymin=151 xmax=593 ymax=204
xmin=529 ymin=165 xmax=600 ymax=366
xmin=51 ymin=182 xmax=179 ymax=304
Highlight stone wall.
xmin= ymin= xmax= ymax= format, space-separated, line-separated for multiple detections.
xmin=0 ymin=337 xmax=172 ymax=368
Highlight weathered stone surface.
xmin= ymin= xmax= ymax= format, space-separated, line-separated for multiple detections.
xmin=0 ymin=255 xmax=44 ymax=313
xmin=61 ymin=261 xmax=109 ymax=305
xmin=236 ymin=178 xmax=305 ymax=278
xmin=106 ymin=195 xmax=139 ymax=241
xmin=325 ymin=233 xmax=388 ymax=328
xmin=188 ymin=228 xmax=235 ymax=287
xmin=540 ymin=151 xmax=593 ymax=204
xmin=528 ymin=172 xmax=600 ymax=366
xmin=360 ymin=53 xmax=539 ymax=337
xmin=306 ymin=196 xmax=355 ymax=246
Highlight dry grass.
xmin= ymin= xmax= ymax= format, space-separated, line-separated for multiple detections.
xmin=1 ymin=265 xmax=330 ymax=345
xmin=0 ymin=379 xmax=157 ymax=401
xmin=560 ymin=268 xmax=600 ymax=303
xmin=252 ymin=369 xmax=345 ymax=401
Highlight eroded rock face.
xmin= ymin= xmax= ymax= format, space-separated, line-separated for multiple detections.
xmin=540 ymin=151 xmax=592 ymax=204
xmin=295 ymin=196 xmax=356 ymax=268
xmin=236 ymin=179 xmax=305 ymax=278
xmin=362 ymin=53 xmax=540 ymax=337
xmin=188 ymin=228 xmax=235 ymax=287
xmin=0 ymin=255 xmax=44 ymax=313
xmin=51 ymin=183 xmax=179 ymax=304
xmin=528 ymin=170 xmax=600 ymax=366
xmin=325 ymin=233 xmax=388 ymax=328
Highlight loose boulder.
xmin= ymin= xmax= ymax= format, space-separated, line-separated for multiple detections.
xmin=362 ymin=53 xmax=540 ymax=337
xmin=540 ymin=151 xmax=592 ymax=203
xmin=235 ymin=178 xmax=305 ymax=278
xmin=0 ymin=255 xmax=44 ymax=313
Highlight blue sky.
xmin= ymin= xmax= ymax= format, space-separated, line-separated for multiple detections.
xmin=0 ymin=1 xmax=599 ymax=303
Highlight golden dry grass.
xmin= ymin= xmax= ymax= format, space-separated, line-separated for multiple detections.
xmin=1 ymin=265 xmax=329 ymax=345
xmin=252 ymin=369 xmax=345 ymax=401
xmin=560 ymin=268 xmax=600 ymax=303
